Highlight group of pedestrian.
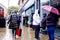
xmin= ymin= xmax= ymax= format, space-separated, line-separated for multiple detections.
xmin=28 ymin=5 xmax=60 ymax=40
xmin=7 ymin=3 xmax=60 ymax=40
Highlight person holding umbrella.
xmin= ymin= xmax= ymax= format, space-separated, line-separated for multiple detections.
xmin=42 ymin=5 xmax=60 ymax=40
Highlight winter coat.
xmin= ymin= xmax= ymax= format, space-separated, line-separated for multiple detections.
xmin=33 ymin=10 xmax=40 ymax=25
xmin=41 ymin=18 xmax=46 ymax=28
xmin=46 ymin=12 xmax=59 ymax=26
xmin=8 ymin=13 xmax=18 ymax=29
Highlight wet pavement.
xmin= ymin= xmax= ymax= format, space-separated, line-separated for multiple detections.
xmin=0 ymin=22 xmax=59 ymax=40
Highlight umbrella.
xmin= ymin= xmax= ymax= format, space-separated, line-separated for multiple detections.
xmin=42 ymin=5 xmax=60 ymax=15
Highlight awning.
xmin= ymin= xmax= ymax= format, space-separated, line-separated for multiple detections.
xmin=23 ymin=0 xmax=34 ymax=10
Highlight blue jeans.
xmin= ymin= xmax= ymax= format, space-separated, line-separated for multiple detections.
xmin=47 ymin=26 xmax=56 ymax=40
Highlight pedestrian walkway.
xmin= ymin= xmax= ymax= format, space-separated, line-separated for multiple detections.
xmin=0 ymin=24 xmax=15 ymax=40
xmin=21 ymin=26 xmax=58 ymax=40
xmin=55 ymin=28 xmax=60 ymax=37
xmin=0 ymin=23 xmax=59 ymax=40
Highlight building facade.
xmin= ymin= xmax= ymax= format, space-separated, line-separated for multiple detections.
xmin=18 ymin=0 xmax=60 ymax=37
xmin=18 ymin=0 xmax=50 ymax=26
xmin=18 ymin=0 xmax=28 ymax=11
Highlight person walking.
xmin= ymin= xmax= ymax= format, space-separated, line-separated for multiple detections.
xmin=41 ymin=13 xmax=47 ymax=34
xmin=8 ymin=10 xmax=18 ymax=38
xmin=30 ymin=13 xmax=34 ymax=30
xmin=46 ymin=12 xmax=59 ymax=40
xmin=42 ymin=5 xmax=60 ymax=40
xmin=32 ymin=9 xmax=40 ymax=40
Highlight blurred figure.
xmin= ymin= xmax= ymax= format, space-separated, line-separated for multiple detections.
xmin=8 ymin=10 xmax=18 ymax=38
xmin=46 ymin=2 xmax=60 ymax=40
xmin=30 ymin=13 xmax=34 ymax=30
xmin=42 ymin=5 xmax=60 ymax=40
xmin=54 ymin=2 xmax=60 ymax=28
xmin=23 ymin=17 xmax=25 ymax=26
xmin=41 ymin=13 xmax=47 ymax=34
xmin=46 ymin=12 xmax=59 ymax=40
xmin=32 ymin=9 xmax=40 ymax=40
xmin=25 ymin=16 xmax=28 ymax=27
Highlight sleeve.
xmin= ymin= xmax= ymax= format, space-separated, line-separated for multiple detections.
xmin=8 ymin=15 xmax=12 ymax=24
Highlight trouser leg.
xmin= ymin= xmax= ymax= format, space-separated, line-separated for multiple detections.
xmin=35 ymin=25 xmax=40 ymax=39
xmin=12 ymin=28 xmax=16 ymax=36
xmin=47 ymin=26 xmax=56 ymax=40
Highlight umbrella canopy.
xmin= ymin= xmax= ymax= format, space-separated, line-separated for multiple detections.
xmin=42 ymin=5 xmax=60 ymax=15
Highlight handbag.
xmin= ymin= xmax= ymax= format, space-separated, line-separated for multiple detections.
xmin=16 ymin=28 xmax=22 ymax=36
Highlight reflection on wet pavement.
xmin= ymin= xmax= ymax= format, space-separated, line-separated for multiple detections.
xmin=0 ymin=23 xmax=59 ymax=40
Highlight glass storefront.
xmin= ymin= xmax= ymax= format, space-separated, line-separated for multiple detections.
xmin=21 ymin=0 xmax=35 ymax=26
xmin=25 ymin=6 xmax=35 ymax=27
xmin=41 ymin=0 xmax=50 ymax=18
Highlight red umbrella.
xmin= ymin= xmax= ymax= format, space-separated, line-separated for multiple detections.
xmin=42 ymin=5 xmax=60 ymax=15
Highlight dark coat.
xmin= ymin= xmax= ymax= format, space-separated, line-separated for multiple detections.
xmin=41 ymin=18 xmax=46 ymax=28
xmin=46 ymin=12 xmax=59 ymax=26
xmin=8 ymin=13 xmax=18 ymax=29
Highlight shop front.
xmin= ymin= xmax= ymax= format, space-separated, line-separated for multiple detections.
xmin=20 ymin=0 xmax=35 ymax=27
xmin=25 ymin=5 xmax=35 ymax=27
xmin=0 ymin=6 xmax=5 ymax=27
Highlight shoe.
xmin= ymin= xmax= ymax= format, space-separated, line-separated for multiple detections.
xmin=16 ymin=35 xmax=19 ymax=38
xmin=35 ymin=38 xmax=40 ymax=40
xmin=38 ymin=38 xmax=40 ymax=40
